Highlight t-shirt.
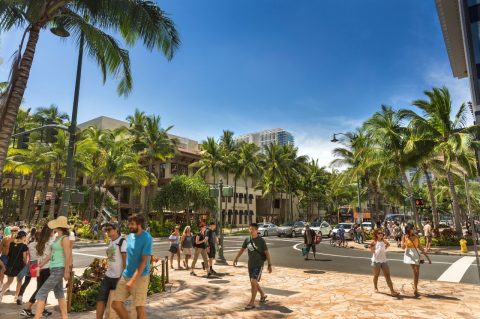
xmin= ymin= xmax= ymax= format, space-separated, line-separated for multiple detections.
xmin=169 ymin=234 xmax=180 ymax=247
xmin=106 ymin=236 xmax=127 ymax=278
xmin=123 ymin=231 xmax=152 ymax=278
xmin=424 ymin=224 xmax=432 ymax=236
xmin=195 ymin=231 xmax=207 ymax=249
xmin=206 ymin=229 xmax=217 ymax=246
xmin=242 ymin=236 xmax=268 ymax=269
xmin=8 ymin=242 xmax=28 ymax=271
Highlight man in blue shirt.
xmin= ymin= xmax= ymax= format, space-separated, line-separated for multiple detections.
xmin=112 ymin=215 xmax=152 ymax=319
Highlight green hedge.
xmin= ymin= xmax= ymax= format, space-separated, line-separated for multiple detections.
xmin=419 ymin=236 xmax=474 ymax=247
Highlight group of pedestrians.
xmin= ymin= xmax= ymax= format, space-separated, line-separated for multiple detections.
xmin=0 ymin=216 xmax=73 ymax=319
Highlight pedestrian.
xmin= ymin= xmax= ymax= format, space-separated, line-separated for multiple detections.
xmin=0 ymin=229 xmax=28 ymax=302
xmin=423 ymin=220 xmax=433 ymax=252
xmin=180 ymin=226 xmax=194 ymax=270
xmin=112 ymin=215 xmax=152 ymax=319
xmin=20 ymin=224 xmax=54 ymax=318
xmin=393 ymin=222 xmax=403 ymax=248
xmin=370 ymin=229 xmax=399 ymax=296
xmin=356 ymin=224 xmax=364 ymax=244
xmin=402 ymin=223 xmax=431 ymax=296
xmin=303 ymin=224 xmax=317 ymax=260
xmin=352 ymin=224 xmax=359 ymax=243
xmin=190 ymin=223 xmax=209 ymax=277
xmin=92 ymin=223 xmax=99 ymax=240
xmin=0 ymin=225 xmax=15 ymax=289
xmin=16 ymin=229 xmax=38 ymax=305
xmin=233 ymin=223 xmax=272 ymax=310
xmin=205 ymin=222 xmax=219 ymax=275
xmin=33 ymin=216 xmax=73 ymax=319
xmin=96 ymin=223 xmax=126 ymax=319
xmin=168 ymin=226 xmax=182 ymax=270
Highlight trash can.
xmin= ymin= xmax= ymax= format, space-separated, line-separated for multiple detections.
xmin=460 ymin=239 xmax=468 ymax=253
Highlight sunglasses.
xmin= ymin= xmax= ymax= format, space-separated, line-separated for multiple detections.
xmin=105 ymin=228 xmax=114 ymax=232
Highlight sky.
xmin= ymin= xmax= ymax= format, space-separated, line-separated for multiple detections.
xmin=0 ymin=0 xmax=471 ymax=167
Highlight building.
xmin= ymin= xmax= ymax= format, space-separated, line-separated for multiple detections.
xmin=236 ymin=128 xmax=294 ymax=151
xmin=407 ymin=168 xmax=434 ymax=186
xmin=435 ymin=0 xmax=480 ymax=173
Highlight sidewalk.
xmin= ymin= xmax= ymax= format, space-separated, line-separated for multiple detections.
xmin=2 ymin=262 xmax=477 ymax=318
xmin=348 ymin=238 xmax=480 ymax=257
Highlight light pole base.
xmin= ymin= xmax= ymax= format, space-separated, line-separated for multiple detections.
xmin=215 ymin=256 xmax=228 ymax=265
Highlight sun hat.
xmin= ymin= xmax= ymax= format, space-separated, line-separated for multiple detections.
xmin=48 ymin=216 xmax=70 ymax=230
xmin=10 ymin=226 xmax=19 ymax=232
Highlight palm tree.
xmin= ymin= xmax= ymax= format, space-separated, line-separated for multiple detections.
xmin=282 ymin=144 xmax=308 ymax=222
xmin=0 ymin=0 xmax=180 ymax=176
xmin=194 ymin=137 xmax=224 ymax=185
xmin=406 ymin=87 xmax=480 ymax=236
xmin=237 ymin=142 xmax=260 ymax=223
xmin=128 ymin=114 xmax=176 ymax=215
xmin=33 ymin=104 xmax=69 ymax=125
xmin=219 ymin=130 xmax=236 ymax=210
xmin=364 ymin=105 xmax=421 ymax=227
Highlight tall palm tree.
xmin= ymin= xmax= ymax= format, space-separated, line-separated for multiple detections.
xmin=0 ymin=0 xmax=180 ymax=176
xmin=237 ymin=142 xmax=260 ymax=223
xmin=282 ymin=144 xmax=308 ymax=222
xmin=406 ymin=87 xmax=480 ymax=236
xmin=219 ymin=130 xmax=236 ymax=209
xmin=33 ymin=104 xmax=69 ymax=125
xmin=364 ymin=105 xmax=421 ymax=227
xmin=129 ymin=114 xmax=176 ymax=215
xmin=194 ymin=137 xmax=224 ymax=185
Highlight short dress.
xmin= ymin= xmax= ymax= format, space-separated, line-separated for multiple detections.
xmin=403 ymin=237 xmax=421 ymax=265
xmin=182 ymin=235 xmax=194 ymax=256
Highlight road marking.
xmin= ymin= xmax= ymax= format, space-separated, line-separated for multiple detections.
xmin=73 ymin=252 xmax=104 ymax=258
xmin=437 ymin=256 xmax=476 ymax=282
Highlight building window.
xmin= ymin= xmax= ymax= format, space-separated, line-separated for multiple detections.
xmin=171 ymin=163 xmax=188 ymax=175
xmin=159 ymin=164 xmax=166 ymax=178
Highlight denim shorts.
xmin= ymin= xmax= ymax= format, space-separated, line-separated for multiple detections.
xmin=35 ymin=267 xmax=65 ymax=301
xmin=97 ymin=276 xmax=120 ymax=302
xmin=248 ymin=266 xmax=263 ymax=282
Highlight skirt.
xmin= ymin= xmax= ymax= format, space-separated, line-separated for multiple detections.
xmin=183 ymin=248 xmax=193 ymax=256
xmin=403 ymin=248 xmax=420 ymax=265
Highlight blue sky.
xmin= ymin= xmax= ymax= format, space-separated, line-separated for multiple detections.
xmin=0 ymin=0 xmax=471 ymax=166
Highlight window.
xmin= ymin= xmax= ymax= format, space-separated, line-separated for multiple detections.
xmin=159 ymin=164 xmax=166 ymax=178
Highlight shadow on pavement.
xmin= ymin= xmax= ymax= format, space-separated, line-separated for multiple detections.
xmin=304 ymin=270 xmax=326 ymax=274
xmin=258 ymin=302 xmax=294 ymax=314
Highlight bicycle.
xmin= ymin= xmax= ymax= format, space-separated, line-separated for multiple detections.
xmin=329 ymin=234 xmax=348 ymax=248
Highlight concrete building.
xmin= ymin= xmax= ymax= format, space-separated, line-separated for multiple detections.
xmin=236 ymin=128 xmax=294 ymax=151
xmin=435 ymin=0 xmax=480 ymax=173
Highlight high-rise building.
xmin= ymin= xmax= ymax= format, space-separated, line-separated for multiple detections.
xmin=236 ymin=128 xmax=294 ymax=150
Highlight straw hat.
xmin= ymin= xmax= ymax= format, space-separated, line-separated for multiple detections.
xmin=48 ymin=216 xmax=70 ymax=229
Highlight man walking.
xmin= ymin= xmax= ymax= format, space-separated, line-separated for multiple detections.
xmin=303 ymin=224 xmax=317 ymax=260
xmin=423 ymin=220 xmax=433 ymax=252
xmin=190 ymin=223 xmax=210 ymax=277
xmin=233 ymin=223 xmax=272 ymax=310
xmin=112 ymin=215 xmax=152 ymax=319
xmin=96 ymin=223 xmax=126 ymax=319
xmin=205 ymin=222 xmax=219 ymax=275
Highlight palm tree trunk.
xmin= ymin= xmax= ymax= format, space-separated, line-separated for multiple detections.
xmin=25 ymin=177 xmax=38 ymax=222
xmin=0 ymin=25 xmax=42 ymax=175
xmin=49 ymin=162 xmax=60 ymax=219
xmin=87 ymin=183 xmax=96 ymax=220
xmin=423 ymin=169 xmax=438 ymax=228
xmin=143 ymin=159 xmax=154 ymax=215
xmin=233 ymin=177 xmax=237 ymax=225
xmin=245 ymin=178 xmax=251 ymax=224
xmin=401 ymin=170 xmax=420 ymax=227
xmin=37 ymin=169 xmax=50 ymax=221
xmin=225 ymin=172 xmax=229 ymax=212
xmin=446 ymin=169 xmax=463 ymax=237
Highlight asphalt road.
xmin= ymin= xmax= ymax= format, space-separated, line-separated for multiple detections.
xmin=72 ymin=235 xmax=480 ymax=285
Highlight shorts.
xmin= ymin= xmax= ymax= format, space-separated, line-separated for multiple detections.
xmin=17 ymin=264 xmax=29 ymax=279
xmin=207 ymin=246 xmax=216 ymax=259
xmin=35 ymin=267 xmax=65 ymax=301
xmin=112 ymin=275 xmax=150 ymax=307
xmin=97 ymin=276 xmax=120 ymax=302
xmin=0 ymin=255 xmax=8 ymax=268
xmin=182 ymin=248 xmax=193 ymax=256
xmin=425 ymin=236 xmax=432 ymax=243
xmin=248 ymin=266 xmax=263 ymax=282
xmin=395 ymin=236 xmax=402 ymax=241
xmin=371 ymin=261 xmax=388 ymax=268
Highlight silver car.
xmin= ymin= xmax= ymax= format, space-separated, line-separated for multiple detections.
xmin=277 ymin=221 xmax=306 ymax=238
xmin=331 ymin=223 xmax=355 ymax=240
xmin=258 ymin=223 xmax=278 ymax=237
xmin=304 ymin=221 xmax=332 ymax=237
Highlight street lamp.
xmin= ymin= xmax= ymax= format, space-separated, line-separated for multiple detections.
xmin=58 ymin=29 xmax=85 ymax=217
xmin=216 ymin=179 xmax=227 ymax=265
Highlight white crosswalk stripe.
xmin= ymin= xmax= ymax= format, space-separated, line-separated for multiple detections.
xmin=437 ymin=256 xmax=476 ymax=283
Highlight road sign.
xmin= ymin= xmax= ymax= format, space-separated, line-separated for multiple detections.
xmin=415 ymin=198 xmax=424 ymax=206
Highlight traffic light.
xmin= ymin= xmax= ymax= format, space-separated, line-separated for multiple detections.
xmin=415 ymin=198 xmax=424 ymax=206
xmin=45 ymin=120 xmax=59 ymax=143
xmin=16 ymin=128 xmax=30 ymax=149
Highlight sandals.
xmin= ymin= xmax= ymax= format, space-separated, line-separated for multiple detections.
xmin=244 ymin=304 xmax=256 ymax=310
xmin=260 ymin=295 xmax=268 ymax=303
xmin=390 ymin=291 xmax=400 ymax=297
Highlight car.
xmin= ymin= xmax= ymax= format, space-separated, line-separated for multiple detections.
xmin=258 ymin=223 xmax=278 ymax=237
xmin=277 ymin=221 xmax=306 ymax=237
xmin=361 ymin=222 xmax=373 ymax=231
xmin=331 ymin=223 xmax=355 ymax=240
xmin=303 ymin=221 xmax=332 ymax=237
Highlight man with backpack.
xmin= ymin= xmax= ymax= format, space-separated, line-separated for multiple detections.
xmin=96 ymin=223 xmax=126 ymax=319
xmin=190 ymin=223 xmax=210 ymax=277
xmin=303 ymin=224 xmax=318 ymax=260
xmin=233 ymin=223 xmax=272 ymax=310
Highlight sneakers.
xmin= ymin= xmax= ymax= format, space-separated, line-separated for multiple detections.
xmin=20 ymin=309 xmax=34 ymax=318
xmin=43 ymin=309 xmax=53 ymax=317
xmin=190 ymin=271 xmax=197 ymax=276
xmin=16 ymin=296 xmax=23 ymax=305
xmin=201 ymin=262 xmax=205 ymax=270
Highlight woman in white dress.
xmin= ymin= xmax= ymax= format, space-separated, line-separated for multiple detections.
xmin=370 ymin=228 xmax=399 ymax=296
xmin=402 ymin=223 xmax=431 ymax=296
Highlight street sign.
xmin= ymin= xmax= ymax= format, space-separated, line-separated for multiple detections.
xmin=222 ymin=186 xmax=233 ymax=197
xmin=415 ymin=198 xmax=424 ymax=206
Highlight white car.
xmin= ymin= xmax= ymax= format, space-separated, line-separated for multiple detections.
xmin=331 ymin=223 xmax=355 ymax=240
xmin=361 ymin=222 xmax=373 ymax=231
xmin=258 ymin=223 xmax=278 ymax=237
xmin=303 ymin=221 xmax=332 ymax=237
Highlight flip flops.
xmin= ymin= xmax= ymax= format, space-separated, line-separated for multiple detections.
xmin=245 ymin=304 xmax=256 ymax=310
xmin=260 ymin=295 xmax=268 ymax=303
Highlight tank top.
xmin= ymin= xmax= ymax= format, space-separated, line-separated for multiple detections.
xmin=405 ymin=236 xmax=419 ymax=248
xmin=182 ymin=235 xmax=193 ymax=248
xmin=50 ymin=235 xmax=66 ymax=269
xmin=372 ymin=241 xmax=387 ymax=263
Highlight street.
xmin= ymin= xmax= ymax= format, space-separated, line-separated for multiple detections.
xmin=73 ymin=236 xmax=480 ymax=285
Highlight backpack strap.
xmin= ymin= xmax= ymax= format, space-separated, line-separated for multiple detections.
xmin=117 ymin=237 xmax=126 ymax=253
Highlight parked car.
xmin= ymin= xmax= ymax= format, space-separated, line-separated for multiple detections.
xmin=361 ymin=222 xmax=373 ymax=231
xmin=258 ymin=223 xmax=278 ymax=237
xmin=303 ymin=221 xmax=332 ymax=237
xmin=277 ymin=221 xmax=306 ymax=237
xmin=331 ymin=223 xmax=355 ymax=240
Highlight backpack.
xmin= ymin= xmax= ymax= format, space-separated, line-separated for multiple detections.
xmin=116 ymin=237 xmax=126 ymax=253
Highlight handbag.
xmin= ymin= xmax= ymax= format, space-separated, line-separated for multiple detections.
xmin=314 ymin=234 xmax=322 ymax=245
xmin=29 ymin=261 xmax=39 ymax=278
xmin=302 ymin=246 xmax=308 ymax=256
xmin=411 ymin=239 xmax=425 ymax=264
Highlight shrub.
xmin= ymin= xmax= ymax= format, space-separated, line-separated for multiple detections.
xmin=148 ymin=273 xmax=164 ymax=296
xmin=71 ymin=258 xmax=107 ymax=312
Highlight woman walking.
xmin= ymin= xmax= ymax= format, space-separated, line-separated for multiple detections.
xmin=20 ymin=225 xmax=54 ymax=317
xmin=33 ymin=217 xmax=72 ymax=319
xmin=168 ymin=226 xmax=182 ymax=270
xmin=16 ymin=229 xmax=38 ymax=305
xmin=0 ymin=230 xmax=28 ymax=302
xmin=402 ymin=223 xmax=431 ymax=296
xmin=180 ymin=226 xmax=194 ymax=270
xmin=370 ymin=229 xmax=399 ymax=296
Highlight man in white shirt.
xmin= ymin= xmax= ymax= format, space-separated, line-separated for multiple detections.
xmin=96 ymin=223 xmax=126 ymax=319
xmin=423 ymin=221 xmax=433 ymax=252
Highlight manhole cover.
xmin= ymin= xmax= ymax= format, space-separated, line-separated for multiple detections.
xmin=304 ymin=270 xmax=325 ymax=275
xmin=208 ymin=280 xmax=230 ymax=284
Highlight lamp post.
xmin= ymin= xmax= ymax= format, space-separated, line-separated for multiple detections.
xmin=59 ymin=30 xmax=84 ymax=217
xmin=216 ymin=179 xmax=227 ymax=265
